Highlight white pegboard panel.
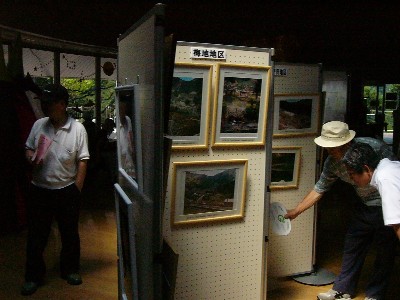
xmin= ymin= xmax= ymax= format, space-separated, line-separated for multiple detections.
xmin=274 ymin=63 xmax=321 ymax=94
xmin=268 ymin=63 xmax=322 ymax=277
xmin=163 ymin=42 xmax=272 ymax=300
xmin=117 ymin=15 xmax=155 ymax=86
xmin=269 ymin=137 xmax=317 ymax=276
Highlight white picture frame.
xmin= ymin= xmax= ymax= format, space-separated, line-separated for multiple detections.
xmin=167 ymin=63 xmax=212 ymax=149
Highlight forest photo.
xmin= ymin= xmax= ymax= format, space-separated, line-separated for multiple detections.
xmin=273 ymin=94 xmax=319 ymax=137
xmin=270 ymin=147 xmax=301 ymax=189
xmin=271 ymin=152 xmax=295 ymax=183
xmin=168 ymin=75 xmax=204 ymax=137
xmin=183 ymin=168 xmax=236 ymax=215
xmin=171 ymin=160 xmax=248 ymax=226
xmin=220 ymin=77 xmax=262 ymax=134
xmin=278 ymin=98 xmax=312 ymax=130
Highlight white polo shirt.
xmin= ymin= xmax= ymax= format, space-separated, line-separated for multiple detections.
xmin=26 ymin=116 xmax=90 ymax=189
xmin=370 ymin=158 xmax=400 ymax=225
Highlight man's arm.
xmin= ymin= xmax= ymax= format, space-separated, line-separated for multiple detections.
xmin=75 ymin=160 xmax=88 ymax=191
xmin=284 ymin=189 xmax=323 ymax=220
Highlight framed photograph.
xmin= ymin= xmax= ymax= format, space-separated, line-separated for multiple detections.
xmin=115 ymin=85 xmax=143 ymax=190
xmin=273 ymin=93 xmax=320 ymax=137
xmin=270 ymin=147 xmax=301 ymax=190
xmin=114 ymin=183 xmax=139 ymax=300
xmin=212 ymin=63 xmax=271 ymax=147
xmin=170 ymin=159 xmax=248 ymax=227
xmin=167 ymin=63 xmax=212 ymax=149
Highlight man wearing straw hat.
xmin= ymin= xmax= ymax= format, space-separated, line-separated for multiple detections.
xmin=285 ymin=121 xmax=398 ymax=300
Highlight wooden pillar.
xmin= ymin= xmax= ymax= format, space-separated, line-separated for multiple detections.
xmin=54 ymin=51 xmax=60 ymax=84
xmin=393 ymin=108 xmax=400 ymax=157
xmin=95 ymin=56 xmax=101 ymax=131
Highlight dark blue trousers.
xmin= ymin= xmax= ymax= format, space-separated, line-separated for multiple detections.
xmin=25 ymin=183 xmax=81 ymax=282
xmin=333 ymin=202 xmax=398 ymax=300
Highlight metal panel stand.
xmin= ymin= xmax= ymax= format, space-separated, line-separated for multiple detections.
xmin=292 ymin=267 xmax=335 ymax=286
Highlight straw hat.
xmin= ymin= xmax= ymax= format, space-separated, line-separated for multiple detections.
xmin=314 ymin=121 xmax=356 ymax=148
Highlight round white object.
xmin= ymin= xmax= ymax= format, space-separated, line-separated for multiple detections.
xmin=270 ymin=202 xmax=291 ymax=235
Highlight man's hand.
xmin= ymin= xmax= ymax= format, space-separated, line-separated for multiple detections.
xmin=75 ymin=160 xmax=88 ymax=192
xmin=75 ymin=182 xmax=83 ymax=192
xmin=25 ymin=149 xmax=35 ymax=163
xmin=285 ymin=209 xmax=300 ymax=220
xmin=284 ymin=190 xmax=323 ymax=221
xmin=25 ymin=149 xmax=43 ymax=166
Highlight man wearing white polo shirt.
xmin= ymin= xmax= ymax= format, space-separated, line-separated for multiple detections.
xmin=21 ymin=84 xmax=89 ymax=296
xmin=343 ymin=142 xmax=400 ymax=239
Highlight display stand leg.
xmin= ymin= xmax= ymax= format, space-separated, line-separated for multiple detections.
xmin=291 ymin=267 xmax=336 ymax=286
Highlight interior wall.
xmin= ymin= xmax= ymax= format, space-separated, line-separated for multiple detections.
xmin=322 ymin=70 xmax=348 ymax=123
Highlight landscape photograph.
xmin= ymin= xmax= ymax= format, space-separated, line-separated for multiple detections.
xmin=182 ymin=168 xmax=236 ymax=215
xmin=168 ymin=76 xmax=204 ymax=137
xmin=271 ymin=152 xmax=296 ymax=183
xmin=220 ymin=77 xmax=262 ymax=134
xmin=278 ymin=97 xmax=312 ymax=130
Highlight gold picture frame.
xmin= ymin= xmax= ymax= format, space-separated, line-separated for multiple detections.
xmin=211 ymin=63 xmax=271 ymax=147
xmin=270 ymin=147 xmax=301 ymax=190
xmin=167 ymin=63 xmax=213 ymax=150
xmin=170 ymin=159 xmax=248 ymax=227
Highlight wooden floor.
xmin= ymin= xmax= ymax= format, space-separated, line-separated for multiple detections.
xmin=1 ymin=174 xmax=399 ymax=299
xmin=0 ymin=170 xmax=118 ymax=300
xmin=267 ymin=232 xmax=400 ymax=300
xmin=267 ymin=185 xmax=400 ymax=300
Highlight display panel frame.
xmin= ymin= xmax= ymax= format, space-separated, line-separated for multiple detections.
xmin=114 ymin=183 xmax=139 ymax=300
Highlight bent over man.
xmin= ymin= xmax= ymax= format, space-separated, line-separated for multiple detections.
xmin=343 ymin=142 xmax=400 ymax=240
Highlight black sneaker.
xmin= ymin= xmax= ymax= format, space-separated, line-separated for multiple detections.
xmin=62 ymin=273 xmax=83 ymax=285
xmin=21 ymin=281 xmax=40 ymax=296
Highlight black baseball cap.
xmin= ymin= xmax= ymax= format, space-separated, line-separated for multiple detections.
xmin=41 ymin=84 xmax=69 ymax=104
